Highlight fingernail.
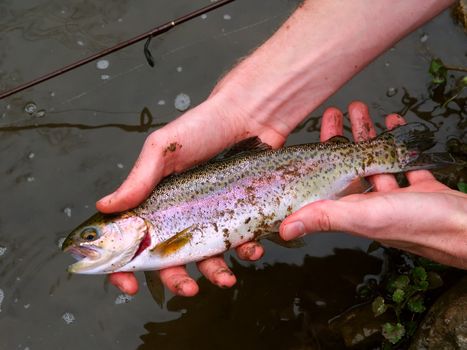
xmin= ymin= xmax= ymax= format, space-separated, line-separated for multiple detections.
xmin=282 ymin=221 xmax=305 ymax=240
xmin=99 ymin=194 xmax=113 ymax=205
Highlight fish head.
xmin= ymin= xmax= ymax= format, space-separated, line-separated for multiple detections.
xmin=62 ymin=212 xmax=149 ymax=274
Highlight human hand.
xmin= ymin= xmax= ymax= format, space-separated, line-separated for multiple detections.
xmin=96 ymin=92 xmax=291 ymax=296
xmin=280 ymin=101 xmax=467 ymax=269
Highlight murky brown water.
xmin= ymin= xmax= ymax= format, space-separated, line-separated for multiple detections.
xmin=0 ymin=1 xmax=465 ymax=349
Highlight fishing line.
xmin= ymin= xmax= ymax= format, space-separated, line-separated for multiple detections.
xmin=0 ymin=0 xmax=235 ymax=100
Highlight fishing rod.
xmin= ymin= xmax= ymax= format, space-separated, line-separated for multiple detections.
xmin=0 ymin=0 xmax=235 ymax=100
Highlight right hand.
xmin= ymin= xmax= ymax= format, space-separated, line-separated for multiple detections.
xmin=280 ymin=102 xmax=467 ymax=269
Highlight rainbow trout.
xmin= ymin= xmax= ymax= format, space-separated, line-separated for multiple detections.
xmin=62 ymin=123 xmax=447 ymax=274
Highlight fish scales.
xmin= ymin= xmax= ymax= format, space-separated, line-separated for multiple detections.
xmin=62 ymin=123 xmax=443 ymax=274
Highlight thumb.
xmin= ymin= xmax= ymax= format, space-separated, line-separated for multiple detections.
xmin=279 ymin=200 xmax=363 ymax=240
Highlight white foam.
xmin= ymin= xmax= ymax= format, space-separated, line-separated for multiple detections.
xmin=174 ymin=93 xmax=191 ymax=112
xmin=96 ymin=60 xmax=110 ymax=70
xmin=62 ymin=312 xmax=75 ymax=324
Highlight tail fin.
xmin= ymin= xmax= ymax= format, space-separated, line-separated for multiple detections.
xmin=380 ymin=123 xmax=455 ymax=171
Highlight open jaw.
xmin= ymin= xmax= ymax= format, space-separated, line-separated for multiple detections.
xmin=66 ymin=246 xmax=100 ymax=262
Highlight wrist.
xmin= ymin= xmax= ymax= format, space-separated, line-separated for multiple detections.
xmin=210 ymin=0 xmax=454 ymax=139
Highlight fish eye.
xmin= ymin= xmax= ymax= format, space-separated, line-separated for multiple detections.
xmin=80 ymin=227 xmax=100 ymax=241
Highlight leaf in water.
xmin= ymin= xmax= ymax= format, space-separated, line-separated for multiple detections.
xmin=427 ymin=271 xmax=444 ymax=289
xmin=407 ymin=295 xmax=426 ymax=313
xmin=392 ymin=288 xmax=405 ymax=304
xmin=367 ymin=240 xmax=382 ymax=254
xmin=429 ymin=58 xmax=447 ymax=84
xmin=372 ymin=296 xmax=388 ymax=317
xmin=412 ymin=266 xmax=427 ymax=283
xmin=382 ymin=322 xmax=406 ymax=344
xmin=389 ymin=275 xmax=410 ymax=292
xmin=458 ymin=182 xmax=467 ymax=193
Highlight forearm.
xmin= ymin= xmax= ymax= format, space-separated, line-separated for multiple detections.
xmin=212 ymin=0 xmax=454 ymax=138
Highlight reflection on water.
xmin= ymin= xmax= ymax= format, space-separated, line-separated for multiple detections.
xmin=0 ymin=106 xmax=166 ymax=133
xmin=140 ymin=250 xmax=382 ymax=350
xmin=0 ymin=0 xmax=130 ymax=51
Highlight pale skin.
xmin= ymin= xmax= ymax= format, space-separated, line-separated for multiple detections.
xmin=96 ymin=0 xmax=460 ymax=295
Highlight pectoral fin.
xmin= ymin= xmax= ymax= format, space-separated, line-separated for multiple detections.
xmin=144 ymin=271 xmax=165 ymax=307
xmin=151 ymin=225 xmax=194 ymax=256
xmin=265 ymin=233 xmax=306 ymax=248
xmin=335 ymin=177 xmax=373 ymax=198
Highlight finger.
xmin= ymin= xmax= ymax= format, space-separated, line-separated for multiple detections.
xmin=348 ymin=101 xmax=399 ymax=192
xmin=108 ymin=272 xmax=139 ymax=295
xmin=197 ymin=256 xmax=237 ymax=288
xmin=385 ymin=114 xmax=436 ymax=184
xmin=320 ymin=107 xmax=344 ymax=142
xmin=96 ymin=132 xmax=169 ymax=213
xmin=280 ymin=199 xmax=366 ymax=240
xmin=235 ymin=242 xmax=264 ymax=261
xmin=348 ymin=101 xmax=377 ymax=141
xmin=159 ymin=266 xmax=199 ymax=297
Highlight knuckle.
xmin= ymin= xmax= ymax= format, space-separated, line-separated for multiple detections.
xmin=315 ymin=209 xmax=332 ymax=231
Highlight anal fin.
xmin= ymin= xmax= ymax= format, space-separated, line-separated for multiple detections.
xmin=335 ymin=177 xmax=373 ymax=198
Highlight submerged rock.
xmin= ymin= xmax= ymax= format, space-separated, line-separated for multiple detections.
xmin=329 ymin=302 xmax=391 ymax=348
xmin=409 ymin=276 xmax=467 ymax=349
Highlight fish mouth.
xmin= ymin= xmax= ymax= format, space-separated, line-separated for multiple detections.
xmin=64 ymin=245 xmax=101 ymax=262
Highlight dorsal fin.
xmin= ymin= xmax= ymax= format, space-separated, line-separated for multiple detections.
xmin=326 ymin=135 xmax=351 ymax=143
xmin=218 ymin=136 xmax=272 ymax=160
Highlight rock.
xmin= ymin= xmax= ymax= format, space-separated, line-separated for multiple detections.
xmin=329 ymin=302 xmax=391 ymax=348
xmin=409 ymin=276 xmax=467 ymax=350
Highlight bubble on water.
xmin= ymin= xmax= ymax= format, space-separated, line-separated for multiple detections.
xmin=201 ymin=14 xmax=207 ymax=19
xmin=1 ymin=113 xmax=5 ymax=118
xmin=174 ymin=93 xmax=191 ymax=111
xmin=26 ymin=176 xmax=35 ymax=183
xmin=114 ymin=294 xmax=133 ymax=305
xmin=116 ymin=163 xmax=124 ymax=169
xmin=6 ymin=104 xmax=10 ymax=110
xmin=0 ymin=289 xmax=3 ymax=311
xmin=50 ymin=91 xmax=56 ymax=97
xmin=157 ymin=100 xmax=166 ymax=106
xmin=117 ymin=18 xmax=123 ymax=22
xmin=24 ymin=102 xmax=37 ymax=115
xmin=0 ymin=246 xmax=7 ymax=257
xmin=77 ymin=40 xmax=85 ymax=46
xmin=386 ymin=87 xmax=398 ymax=97
xmin=57 ymin=237 xmax=66 ymax=249
xmin=176 ymin=66 xmax=183 ymax=73
xmin=101 ymin=74 xmax=110 ymax=80
xmin=96 ymin=60 xmax=110 ymax=70
xmin=315 ymin=300 xmax=327 ymax=307
xmin=223 ymin=14 xmax=231 ymax=20
xmin=62 ymin=312 xmax=75 ymax=324
xmin=24 ymin=303 xmax=30 ymax=309
xmin=384 ymin=62 xmax=390 ymax=67
xmin=63 ymin=207 xmax=72 ymax=218
xmin=35 ymin=109 xmax=46 ymax=118
xmin=28 ymin=152 xmax=35 ymax=159
xmin=420 ymin=33 xmax=429 ymax=43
